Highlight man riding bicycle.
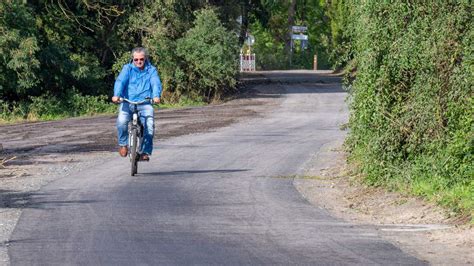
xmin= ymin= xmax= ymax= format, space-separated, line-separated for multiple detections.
xmin=112 ymin=47 xmax=162 ymax=161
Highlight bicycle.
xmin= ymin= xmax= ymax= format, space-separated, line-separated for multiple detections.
xmin=119 ymin=97 xmax=153 ymax=176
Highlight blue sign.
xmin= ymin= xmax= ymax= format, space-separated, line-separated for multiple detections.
xmin=291 ymin=34 xmax=308 ymax=41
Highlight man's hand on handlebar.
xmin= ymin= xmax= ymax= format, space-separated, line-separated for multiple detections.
xmin=112 ymin=96 xmax=120 ymax=103
xmin=112 ymin=96 xmax=160 ymax=104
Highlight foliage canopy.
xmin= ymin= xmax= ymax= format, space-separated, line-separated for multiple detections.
xmin=0 ymin=0 xmax=241 ymax=107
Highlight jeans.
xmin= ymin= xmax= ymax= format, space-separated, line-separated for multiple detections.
xmin=116 ymin=103 xmax=155 ymax=155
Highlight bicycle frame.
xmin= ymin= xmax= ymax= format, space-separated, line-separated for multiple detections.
xmin=119 ymin=98 xmax=152 ymax=176
xmin=129 ymin=104 xmax=143 ymax=155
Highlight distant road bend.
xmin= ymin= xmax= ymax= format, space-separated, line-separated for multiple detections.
xmin=9 ymin=71 xmax=425 ymax=265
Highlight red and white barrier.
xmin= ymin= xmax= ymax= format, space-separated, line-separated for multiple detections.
xmin=240 ymin=53 xmax=256 ymax=72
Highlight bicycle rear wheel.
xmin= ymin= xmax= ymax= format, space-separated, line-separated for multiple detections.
xmin=130 ymin=128 xmax=138 ymax=176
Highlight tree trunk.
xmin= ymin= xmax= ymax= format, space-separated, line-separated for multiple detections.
xmin=238 ymin=0 xmax=250 ymax=45
xmin=285 ymin=0 xmax=297 ymax=61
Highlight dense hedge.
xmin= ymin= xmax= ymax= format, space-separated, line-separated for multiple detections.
xmin=345 ymin=2 xmax=473 ymax=217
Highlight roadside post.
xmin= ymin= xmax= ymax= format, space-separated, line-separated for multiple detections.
xmin=313 ymin=54 xmax=318 ymax=70
xmin=240 ymin=33 xmax=256 ymax=72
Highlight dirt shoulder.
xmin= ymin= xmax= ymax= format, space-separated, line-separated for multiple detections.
xmin=295 ymin=139 xmax=473 ymax=265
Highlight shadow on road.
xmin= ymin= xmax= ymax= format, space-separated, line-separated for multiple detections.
xmin=240 ymin=71 xmax=345 ymax=96
xmin=0 ymin=189 xmax=101 ymax=210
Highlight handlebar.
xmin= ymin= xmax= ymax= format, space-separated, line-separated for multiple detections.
xmin=116 ymin=97 xmax=154 ymax=105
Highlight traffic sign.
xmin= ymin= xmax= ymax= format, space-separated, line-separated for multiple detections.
xmin=292 ymin=26 xmax=308 ymax=33
xmin=245 ymin=34 xmax=255 ymax=46
xmin=291 ymin=34 xmax=308 ymax=40
xmin=236 ymin=15 xmax=243 ymax=25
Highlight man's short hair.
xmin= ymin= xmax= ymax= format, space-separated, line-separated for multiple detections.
xmin=131 ymin=47 xmax=148 ymax=59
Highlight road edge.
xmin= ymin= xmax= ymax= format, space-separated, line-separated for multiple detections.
xmin=293 ymin=140 xmax=474 ymax=265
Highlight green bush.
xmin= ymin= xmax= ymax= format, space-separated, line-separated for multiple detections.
xmin=0 ymin=92 xmax=116 ymax=123
xmin=0 ymin=2 xmax=40 ymax=98
xmin=176 ymin=8 xmax=239 ymax=101
xmin=250 ymin=20 xmax=288 ymax=70
xmin=345 ymin=2 xmax=473 ymax=218
xmin=28 ymin=93 xmax=65 ymax=120
xmin=68 ymin=92 xmax=117 ymax=117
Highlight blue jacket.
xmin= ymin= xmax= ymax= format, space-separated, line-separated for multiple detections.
xmin=113 ymin=61 xmax=162 ymax=102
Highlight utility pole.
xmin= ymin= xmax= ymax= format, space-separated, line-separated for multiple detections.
xmin=238 ymin=0 xmax=250 ymax=45
xmin=286 ymin=0 xmax=297 ymax=68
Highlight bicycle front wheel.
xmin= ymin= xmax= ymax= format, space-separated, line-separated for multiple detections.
xmin=130 ymin=128 xmax=139 ymax=176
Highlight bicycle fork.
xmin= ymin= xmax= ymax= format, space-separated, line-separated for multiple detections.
xmin=129 ymin=113 xmax=143 ymax=159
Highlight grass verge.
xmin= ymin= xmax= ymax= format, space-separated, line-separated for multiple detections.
xmin=347 ymin=151 xmax=473 ymax=224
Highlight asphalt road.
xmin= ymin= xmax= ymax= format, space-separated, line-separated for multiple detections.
xmin=8 ymin=71 xmax=425 ymax=265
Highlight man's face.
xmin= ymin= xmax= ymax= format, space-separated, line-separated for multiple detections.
xmin=132 ymin=52 xmax=146 ymax=69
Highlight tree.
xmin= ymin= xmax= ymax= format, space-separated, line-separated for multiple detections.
xmin=177 ymin=8 xmax=239 ymax=101
xmin=0 ymin=2 xmax=40 ymax=100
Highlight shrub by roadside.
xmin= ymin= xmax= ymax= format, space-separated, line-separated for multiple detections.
xmin=345 ymin=2 xmax=473 ymax=220
xmin=0 ymin=92 xmax=116 ymax=123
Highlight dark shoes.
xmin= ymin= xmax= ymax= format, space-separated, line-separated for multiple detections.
xmin=119 ymin=146 xmax=128 ymax=157
xmin=140 ymin=154 xmax=150 ymax=161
